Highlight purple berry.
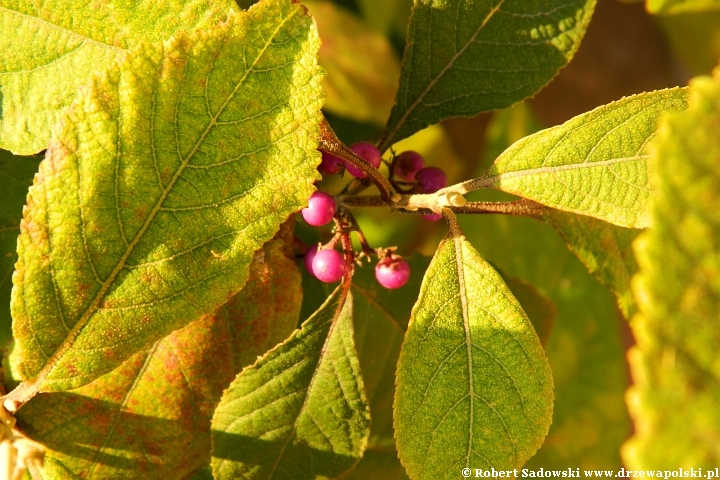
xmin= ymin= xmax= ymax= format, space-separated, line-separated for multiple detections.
xmin=394 ymin=151 xmax=425 ymax=181
xmin=312 ymin=248 xmax=346 ymax=283
xmin=423 ymin=213 xmax=444 ymax=222
xmin=375 ymin=254 xmax=410 ymax=289
xmin=302 ymin=191 xmax=336 ymax=226
xmin=415 ymin=167 xmax=447 ymax=193
xmin=318 ymin=152 xmax=343 ymax=175
xmin=304 ymin=245 xmax=319 ymax=274
xmin=346 ymin=142 xmax=382 ymax=178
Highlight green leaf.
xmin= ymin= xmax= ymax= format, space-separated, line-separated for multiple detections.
xmin=8 ymin=0 xmax=324 ymax=395
xmin=395 ymin=234 xmax=553 ymax=475
xmin=655 ymin=11 xmax=720 ymax=75
xmin=351 ymin=255 xmax=431 ymax=447
xmin=502 ymin=275 xmax=556 ymax=347
xmin=379 ymin=0 xmax=597 ymax=150
xmin=459 ymin=212 xmax=630 ymax=469
xmin=543 ymin=209 xmax=640 ymax=320
xmin=211 ymin=287 xmax=370 ymax=479
xmin=623 ymin=70 xmax=720 ymax=467
xmin=0 ymin=0 xmax=239 ymax=155
xmin=305 ymin=0 xmax=401 ymax=126
xmin=0 ymin=149 xmax=41 ymax=347
xmin=477 ymin=88 xmax=689 ymax=228
xmin=647 ymin=0 xmax=720 ymax=14
xmin=16 ymin=237 xmax=303 ymax=478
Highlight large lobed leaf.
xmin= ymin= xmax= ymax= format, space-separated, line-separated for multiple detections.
xmin=624 ymin=70 xmax=720 ymax=467
xmin=0 ymin=150 xmax=41 ymax=347
xmin=0 ymin=0 xmax=240 ymax=155
xmin=475 ymin=88 xmax=689 ymax=228
xmin=379 ymin=0 xmax=597 ymax=150
xmin=15 ymin=237 xmax=302 ymax=478
xmin=395 ymin=234 xmax=553 ymax=477
xmin=211 ymin=287 xmax=370 ymax=480
xmin=8 ymin=0 xmax=324 ymax=396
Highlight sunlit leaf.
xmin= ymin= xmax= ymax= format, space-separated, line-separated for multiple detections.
xmin=0 ymin=149 xmax=41 ymax=347
xmin=647 ymin=0 xmax=720 ymax=14
xmin=379 ymin=0 xmax=596 ymax=150
xmin=305 ymin=0 xmax=401 ymax=125
xmin=543 ymin=209 xmax=640 ymax=319
xmin=459 ymin=210 xmax=630 ymax=469
xmin=8 ymin=0 xmax=324 ymax=396
xmin=211 ymin=287 xmax=370 ymax=479
xmin=624 ymin=69 xmax=720 ymax=467
xmin=16 ymin=237 xmax=302 ymax=478
xmin=0 ymin=0 xmax=239 ymax=155
xmin=477 ymin=88 xmax=688 ymax=228
xmin=395 ymin=234 xmax=553 ymax=476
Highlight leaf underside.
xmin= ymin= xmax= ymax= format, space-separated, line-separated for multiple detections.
xmin=394 ymin=234 xmax=553 ymax=478
xmin=624 ymin=70 xmax=720 ymax=467
xmin=16 ymin=237 xmax=302 ymax=478
xmin=543 ymin=209 xmax=640 ymax=319
xmin=380 ymin=0 xmax=597 ymax=150
xmin=0 ymin=0 xmax=239 ymax=155
xmin=484 ymin=88 xmax=689 ymax=228
xmin=9 ymin=0 xmax=324 ymax=394
xmin=211 ymin=287 xmax=370 ymax=480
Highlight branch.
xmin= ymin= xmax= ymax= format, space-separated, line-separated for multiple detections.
xmin=338 ymin=194 xmax=545 ymax=219
xmin=318 ymin=118 xmax=394 ymax=202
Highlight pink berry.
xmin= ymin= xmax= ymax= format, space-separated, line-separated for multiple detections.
xmin=346 ymin=142 xmax=382 ymax=178
xmin=394 ymin=151 xmax=425 ymax=181
xmin=423 ymin=213 xmax=444 ymax=222
xmin=375 ymin=254 xmax=411 ymax=289
xmin=302 ymin=191 xmax=336 ymax=226
xmin=415 ymin=167 xmax=447 ymax=193
xmin=312 ymin=248 xmax=346 ymax=283
xmin=318 ymin=152 xmax=343 ymax=175
xmin=304 ymin=245 xmax=319 ymax=274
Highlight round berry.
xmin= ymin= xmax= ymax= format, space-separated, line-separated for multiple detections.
xmin=415 ymin=167 xmax=447 ymax=193
xmin=302 ymin=191 xmax=336 ymax=226
xmin=346 ymin=142 xmax=382 ymax=178
xmin=394 ymin=151 xmax=425 ymax=181
xmin=423 ymin=213 xmax=444 ymax=222
xmin=375 ymin=254 xmax=411 ymax=289
xmin=312 ymin=248 xmax=346 ymax=283
xmin=304 ymin=245 xmax=319 ymax=274
xmin=318 ymin=152 xmax=343 ymax=175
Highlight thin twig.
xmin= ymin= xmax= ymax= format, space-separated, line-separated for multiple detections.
xmin=318 ymin=118 xmax=394 ymax=202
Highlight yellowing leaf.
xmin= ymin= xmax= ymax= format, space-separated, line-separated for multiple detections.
xmin=211 ymin=288 xmax=370 ymax=479
xmin=647 ymin=0 xmax=720 ymax=14
xmin=624 ymin=70 xmax=720 ymax=467
xmin=305 ymin=0 xmax=401 ymax=126
xmin=15 ymin=238 xmax=302 ymax=478
xmin=395 ymin=234 xmax=553 ymax=476
xmin=473 ymin=88 xmax=689 ymax=228
xmin=8 ymin=0 xmax=324 ymax=396
xmin=0 ymin=0 xmax=239 ymax=154
xmin=379 ymin=0 xmax=596 ymax=150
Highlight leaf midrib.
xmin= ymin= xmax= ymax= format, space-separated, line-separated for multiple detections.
xmin=380 ymin=0 xmax=506 ymax=150
xmin=467 ymin=155 xmax=650 ymax=190
xmin=32 ymin=6 xmax=301 ymax=389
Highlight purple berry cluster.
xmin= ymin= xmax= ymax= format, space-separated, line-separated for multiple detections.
xmin=304 ymin=142 xmax=416 ymax=289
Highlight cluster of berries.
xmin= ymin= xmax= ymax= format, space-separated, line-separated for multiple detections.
xmin=301 ymin=142 xmax=448 ymax=289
